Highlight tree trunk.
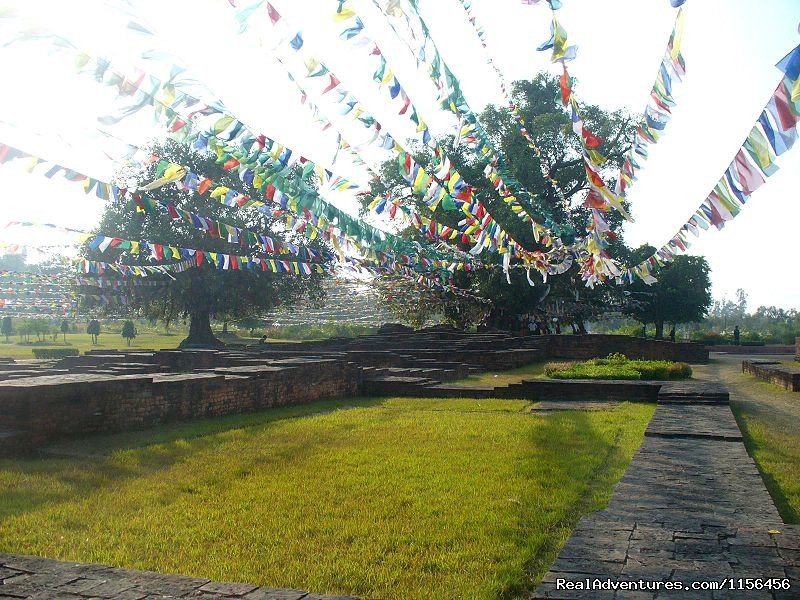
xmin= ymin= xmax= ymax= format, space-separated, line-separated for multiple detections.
xmin=655 ymin=320 xmax=665 ymax=340
xmin=180 ymin=310 xmax=226 ymax=348
xmin=576 ymin=319 xmax=588 ymax=334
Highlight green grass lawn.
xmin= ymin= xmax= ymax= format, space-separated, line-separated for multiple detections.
xmin=0 ymin=397 xmax=654 ymax=599
xmin=0 ymin=332 xmax=185 ymax=359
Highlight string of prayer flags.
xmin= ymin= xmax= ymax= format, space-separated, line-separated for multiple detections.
xmin=624 ymin=44 xmax=800 ymax=283
xmin=58 ymin=43 xmax=369 ymax=200
xmin=0 ymin=142 xmax=117 ymax=200
xmin=617 ymin=7 xmax=687 ymax=199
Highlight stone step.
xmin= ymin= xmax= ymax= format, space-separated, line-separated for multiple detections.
xmin=361 ymin=376 xmax=437 ymax=396
xmin=657 ymin=381 xmax=729 ymax=405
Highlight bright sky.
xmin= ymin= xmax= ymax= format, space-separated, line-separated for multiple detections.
xmin=0 ymin=0 xmax=798 ymax=309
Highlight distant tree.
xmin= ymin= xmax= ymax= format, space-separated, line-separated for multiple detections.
xmin=30 ymin=318 xmax=50 ymax=342
xmin=17 ymin=318 xmax=33 ymax=343
xmin=60 ymin=319 xmax=69 ymax=343
xmin=0 ymin=253 xmax=27 ymax=272
xmin=87 ymin=319 xmax=100 ymax=345
xmin=624 ymin=254 xmax=712 ymax=339
xmin=121 ymin=320 xmax=137 ymax=346
xmin=1 ymin=316 xmax=11 ymax=343
xmin=81 ymin=140 xmax=330 ymax=348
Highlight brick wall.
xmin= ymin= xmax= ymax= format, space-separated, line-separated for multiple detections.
xmin=742 ymin=360 xmax=800 ymax=392
xmin=542 ymin=335 xmax=708 ymax=363
xmin=0 ymin=360 xmax=360 ymax=452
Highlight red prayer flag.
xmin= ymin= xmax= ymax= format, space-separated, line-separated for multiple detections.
xmin=583 ymin=189 xmax=605 ymax=208
xmin=733 ymin=149 xmax=765 ymax=195
xmin=322 ymin=75 xmax=341 ymax=94
xmin=266 ymin=2 xmax=280 ymax=24
xmin=197 ymin=178 xmax=213 ymax=195
xmin=581 ymin=128 xmax=603 ymax=149
xmin=559 ymin=64 xmax=571 ymax=106
xmin=771 ymin=79 xmax=800 ymax=131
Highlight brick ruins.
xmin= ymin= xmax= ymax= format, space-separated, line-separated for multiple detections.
xmin=0 ymin=331 xmax=708 ymax=455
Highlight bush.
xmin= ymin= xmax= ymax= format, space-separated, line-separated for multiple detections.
xmin=31 ymin=348 xmax=79 ymax=359
xmin=547 ymin=357 xmax=692 ymax=380
xmin=550 ymin=364 xmax=642 ymax=380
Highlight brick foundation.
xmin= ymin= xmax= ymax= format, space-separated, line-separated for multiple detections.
xmin=742 ymin=360 xmax=800 ymax=391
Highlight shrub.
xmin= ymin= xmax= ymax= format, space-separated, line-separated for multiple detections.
xmin=550 ymin=364 xmax=641 ymax=380
xmin=31 ymin=348 xmax=79 ymax=359
xmin=547 ymin=357 xmax=692 ymax=380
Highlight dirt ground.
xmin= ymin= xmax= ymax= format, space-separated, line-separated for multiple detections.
xmin=693 ymin=353 xmax=800 ymax=523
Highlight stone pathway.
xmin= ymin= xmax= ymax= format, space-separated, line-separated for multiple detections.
xmin=534 ymin=384 xmax=800 ymax=599
xmin=0 ymin=553 xmax=355 ymax=600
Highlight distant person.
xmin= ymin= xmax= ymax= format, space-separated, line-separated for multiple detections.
xmin=669 ymin=326 xmax=676 ymax=343
xmin=733 ymin=326 xmax=740 ymax=346
xmin=258 ymin=335 xmax=268 ymax=345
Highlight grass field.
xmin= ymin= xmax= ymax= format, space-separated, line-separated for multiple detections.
xmin=0 ymin=397 xmax=654 ymax=599
xmin=0 ymin=332 xmax=184 ymax=359
xmin=0 ymin=330 xmax=280 ymax=360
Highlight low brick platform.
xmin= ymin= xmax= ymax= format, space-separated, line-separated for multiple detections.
xmin=0 ymin=553 xmax=355 ymax=599
xmin=743 ymin=360 xmax=800 ymax=391
xmin=534 ymin=383 xmax=800 ymax=599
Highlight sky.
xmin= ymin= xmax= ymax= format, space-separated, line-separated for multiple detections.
xmin=0 ymin=0 xmax=798 ymax=310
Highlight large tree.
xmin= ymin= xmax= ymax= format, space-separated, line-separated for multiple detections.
xmin=364 ymin=74 xmax=636 ymax=328
xmin=623 ymin=252 xmax=712 ymax=339
xmin=81 ymin=140 xmax=330 ymax=347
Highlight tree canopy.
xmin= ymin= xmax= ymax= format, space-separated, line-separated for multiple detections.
xmin=623 ymin=253 xmax=712 ymax=338
xmin=364 ymin=74 xmax=638 ymax=329
xmin=81 ymin=140 xmax=331 ymax=346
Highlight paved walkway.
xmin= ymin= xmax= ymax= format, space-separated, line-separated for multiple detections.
xmin=0 ymin=553 xmax=355 ymax=600
xmin=534 ymin=382 xmax=800 ymax=599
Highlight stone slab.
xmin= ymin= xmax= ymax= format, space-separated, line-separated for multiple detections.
xmin=0 ymin=554 xmax=357 ymax=600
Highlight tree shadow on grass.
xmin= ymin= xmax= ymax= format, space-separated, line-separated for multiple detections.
xmin=0 ymin=396 xmax=385 ymax=523
xmin=498 ymin=403 xmax=654 ymax=599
